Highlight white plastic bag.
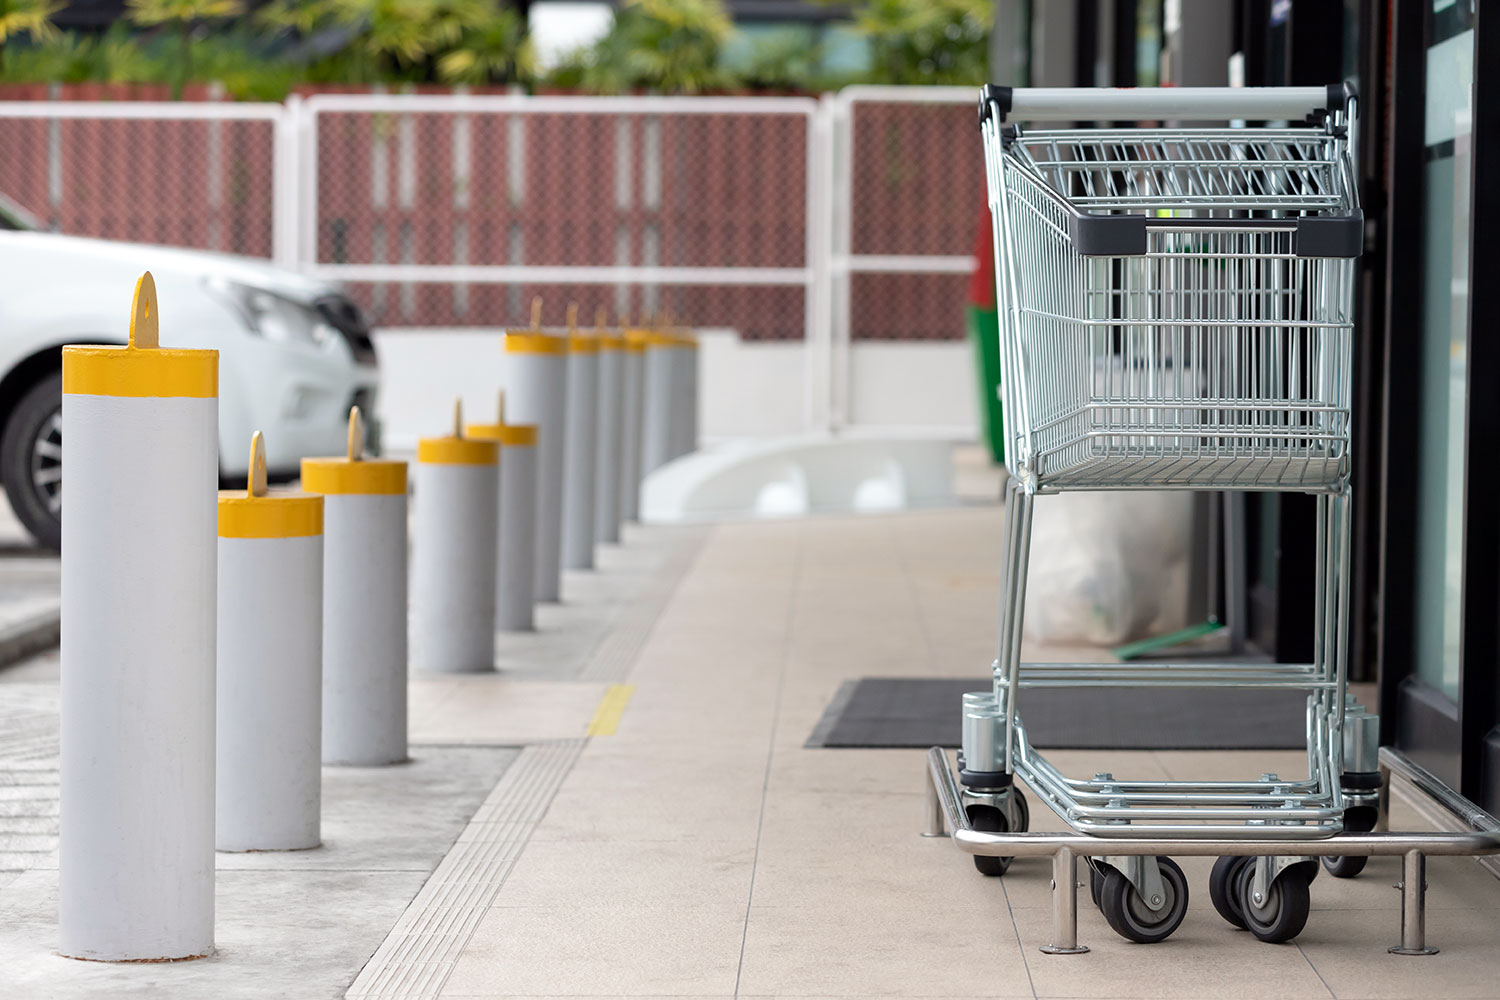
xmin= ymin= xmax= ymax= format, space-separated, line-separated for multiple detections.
xmin=1021 ymin=491 xmax=1192 ymax=647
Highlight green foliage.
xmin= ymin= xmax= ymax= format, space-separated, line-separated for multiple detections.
xmin=437 ymin=5 xmax=533 ymax=85
xmin=0 ymin=0 xmax=993 ymax=98
xmin=850 ymin=0 xmax=990 ymax=86
xmin=736 ymin=28 xmax=822 ymax=92
xmin=548 ymin=0 xmax=732 ymax=94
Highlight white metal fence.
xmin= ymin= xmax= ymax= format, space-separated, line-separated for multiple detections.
xmin=0 ymin=91 xmax=984 ymax=438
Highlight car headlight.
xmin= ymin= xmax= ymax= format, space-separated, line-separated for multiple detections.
xmin=204 ymin=278 xmax=338 ymax=349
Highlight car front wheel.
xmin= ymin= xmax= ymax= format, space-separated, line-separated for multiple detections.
xmin=1 ymin=372 xmax=63 ymax=550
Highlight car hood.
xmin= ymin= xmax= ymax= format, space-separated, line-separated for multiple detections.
xmin=0 ymin=231 xmax=336 ymax=304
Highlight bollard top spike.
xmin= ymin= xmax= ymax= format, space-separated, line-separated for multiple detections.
xmin=248 ymin=431 xmax=268 ymax=497
xmin=566 ymin=302 xmax=579 ymax=331
xmin=595 ymin=306 xmax=607 ymax=332
xmin=530 ymin=296 xmax=543 ymax=330
xmin=453 ymin=397 xmax=464 ymax=438
xmin=619 ymin=308 xmax=631 ymax=329
xmin=129 ymin=271 xmax=160 ymax=350
xmin=347 ymin=406 xmax=364 ymax=462
xmin=496 ymin=389 xmax=505 ymax=425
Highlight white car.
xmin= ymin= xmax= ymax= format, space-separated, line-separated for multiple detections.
xmin=0 ymin=198 xmax=380 ymax=549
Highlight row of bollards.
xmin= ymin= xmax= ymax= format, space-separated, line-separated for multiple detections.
xmin=57 ymin=275 xmax=698 ymax=961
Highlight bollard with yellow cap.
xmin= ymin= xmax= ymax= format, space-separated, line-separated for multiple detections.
xmin=671 ymin=323 xmax=700 ymax=462
xmin=412 ymin=400 xmax=499 ymax=672
xmin=502 ymin=297 xmax=568 ymax=602
xmin=593 ymin=308 xmax=625 ymax=545
xmin=302 ymin=407 xmax=409 ymax=766
xmin=467 ymin=392 xmax=539 ymax=632
xmin=562 ymin=303 xmax=598 ymax=571
xmin=216 ymin=432 xmax=324 ymax=852
xmin=640 ymin=322 xmax=687 ymax=476
xmin=619 ymin=319 xmax=647 ymax=522
xmin=59 ymin=272 xmax=218 ymax=961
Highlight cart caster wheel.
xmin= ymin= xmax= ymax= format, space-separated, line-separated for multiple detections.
xmin=1237 ymin=862 xmax=1313 ymax=943
xmin=1098 ymin=857 xmax=1189 ymax=944
xmin=965 ymin=804 xmax=1012 ymax=876
xmin=1323 ymin=806 xmax=1378 ymax=878
xmin=1089 ymin=862 xmax=1105 ymax=907
xmin=1209 ymin=855 xmax=1252 ymax=929
xmin=1004 ymin=786 xmax=1030 ymax=832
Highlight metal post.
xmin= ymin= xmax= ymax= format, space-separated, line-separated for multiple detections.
xmin=619 ymin=326 xmax=646 ymax=522
xmin=924 ymin=762 xmax=946 ymax=838
xmin=594 ymin=319 xmax=625 ymax=545
xmin=1040 ymin=848 xmax=1089 ymax=955
xmin=1390 ymin=850 xmax=1438 ymax=955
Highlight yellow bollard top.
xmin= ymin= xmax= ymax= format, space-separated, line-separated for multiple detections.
xmin=218 ymin=431 xmax=324 ymax=538
xmin=63 ymin=272 xmax=219 ymax=398
xmin=465 ymin=390 xmax=538 ymax=447
xmin=503 ymin=295 xmax=567 ymax=354
xmin=417 ymin=398 xmax=498 ymax=465
xmin=301 ymin=405 xmax=408 ymax=495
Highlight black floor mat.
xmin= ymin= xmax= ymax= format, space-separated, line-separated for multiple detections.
xmin=808 ymin=677 xmax=1306 ymax=750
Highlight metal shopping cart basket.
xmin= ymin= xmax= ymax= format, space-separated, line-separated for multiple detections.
xmin=924 ymin=85 xmax=1500 ymax=956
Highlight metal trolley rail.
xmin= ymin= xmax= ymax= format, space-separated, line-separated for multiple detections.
xmin=933 ymin=84 xmax=1498 ymax=952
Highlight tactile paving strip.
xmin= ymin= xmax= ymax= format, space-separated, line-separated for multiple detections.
xmin=345 ymin=738 xmax=585 ymax=999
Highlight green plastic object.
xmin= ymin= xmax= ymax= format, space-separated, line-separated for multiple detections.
xmin=1112 ymin=619 xmax=1226 ymax=662
xmin=966 ymin=304 xmax=1005 ymax=464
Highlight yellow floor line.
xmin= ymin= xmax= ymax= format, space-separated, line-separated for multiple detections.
xmin=586 ymin=683 xmax=635 ymax=736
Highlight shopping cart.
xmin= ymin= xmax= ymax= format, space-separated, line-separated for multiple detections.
xmin=930 ymin=84 xmax=1459 ymax=952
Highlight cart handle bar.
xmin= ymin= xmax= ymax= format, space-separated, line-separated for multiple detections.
xmin=980 ymin=83 xmax=1352 ymax=125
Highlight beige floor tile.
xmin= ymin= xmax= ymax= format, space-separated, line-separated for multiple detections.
xmin=737 ymin=899 xmax=1031 ymax=997
xmin=493 ymin=838 xmax=755 ymax=909
xmin=440 ymin=904 xmax=746 ymax=997
xmin=408 ymin=678 xmax=610 ymax=744
xmin=1010 ymin=905 xmax=1333 ymax=999
xmin=1298 ymin=907 xmax=1500 ymax=998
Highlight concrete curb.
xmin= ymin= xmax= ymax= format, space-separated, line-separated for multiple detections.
xmin=0 ymin=604 xmax=61 ymax=669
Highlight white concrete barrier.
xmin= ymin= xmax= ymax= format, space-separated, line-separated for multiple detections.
xmin=412 ymin=402 xmax=499 ymax=674
xmin=59 ymin=272 xmax=218 ymax=961
xmin=302 ymin=408 xmax=409 ymax=766
xmin=216 ymin=432 xmax=323 ymax=852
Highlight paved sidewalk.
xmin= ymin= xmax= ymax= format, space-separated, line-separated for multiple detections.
xmin=0 ymin=491 xmax=59 ymax=669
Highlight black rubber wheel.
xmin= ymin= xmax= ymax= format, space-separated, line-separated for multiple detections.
xmin=965 ymin=804 xmax=1012 ymax=876
xmin=1098 ymin=856 xmax=1190 ymax=944
xmin=1209 ymin=855 xmax=1252 ymax=929
xmin=1238 ymin=863 xmax=1313 ymax=943
xmin=1089 ymin=862 xmax=1106 ymax=907
xmin=1005 ymin=786 xmax=1030 ymax=833
xmin=0 ymin=372 xmax=62 ymax=551
xmin=1323 ymin=805 xmax=1378 ymax=878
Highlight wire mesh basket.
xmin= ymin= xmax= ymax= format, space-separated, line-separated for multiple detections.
xmin=984 ymin=114 xmax=1361 ymax=492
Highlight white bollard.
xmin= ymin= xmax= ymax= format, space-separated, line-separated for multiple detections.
xmin=302 ymin=407 xmax=409 ymax=766
xmin=467 ymin=394 xmax=538 ymax=632
xmin=640 ymin=329 xmax=678 ymax=476
xmin=412 ymin=401 xmax=499 ymax=673
xmin=503 ymin=299 xmax=568 ymax=601
xmin=593 ymin=310 xmax=625 ymax=546
xmin=562 ymin=305 xmax=598 ymax=572
xmin=682 ymin=333 xmax=699 ymax=459
xmin=60 ymin=272 xmax=218 ymax=961
xmin=618 ymin=323 xmax=646 ymax=523
xmin=216 ymin=432 xmax=324 ymax=852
